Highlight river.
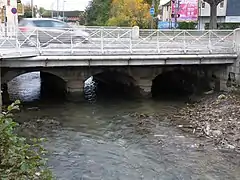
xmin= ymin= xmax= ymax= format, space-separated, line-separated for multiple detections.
xmin=8 ymin=72 xmax=240 ymax=180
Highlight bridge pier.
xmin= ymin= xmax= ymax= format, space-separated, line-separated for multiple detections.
xmin=66 ymin=80 xmax=84 ymax=100
xmin=2 ymin=83 xmax=10 ymax=105
xmin=137 ymin=79 xmax=152 ymax=98
xmin=214 ymin=67 xmax=232 ymax=91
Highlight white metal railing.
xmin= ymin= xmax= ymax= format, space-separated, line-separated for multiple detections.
xmin=0 ymin=26 xmax=237 ymax=57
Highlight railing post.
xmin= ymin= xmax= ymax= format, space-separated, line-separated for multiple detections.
xmin=70 ymin=30 xmax=73 ymax=55
xmin=157 ymin=30 xmax=160 ymax=53
xmin=101 ymin=27 xmax=104 ymax=54
xmin=117 ymin=27 xmax=120 ymax=39
xmin=130 ymin=30 xmax=132 ymax=54
xmin=183 ymin=30 xmax=187 ymax=54
xmin=233 ymin=28 xmax=240 ymax=53
xmin=36 ymin=29 xmax=42 ymax=55
xmin=208 ymin=30 xmax=213 ymax=53
xmin=15 ymin=26 xmax=20 ymax=55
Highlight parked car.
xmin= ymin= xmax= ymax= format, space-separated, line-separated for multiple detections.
xmin=18 ymin=18 xmax=90 ymax=47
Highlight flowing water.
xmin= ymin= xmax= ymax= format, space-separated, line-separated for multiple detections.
xmin=8 ymin=73 xmax=240 ymax=180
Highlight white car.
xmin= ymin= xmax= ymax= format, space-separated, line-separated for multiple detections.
xmin=18 ymin=18 xmax=90 ymax=47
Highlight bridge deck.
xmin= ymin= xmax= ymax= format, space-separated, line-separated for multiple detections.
xmin=0 ymin=28 xmax=237 ymax=59
xmin=1 ymin=54 xmax=237 ymax=68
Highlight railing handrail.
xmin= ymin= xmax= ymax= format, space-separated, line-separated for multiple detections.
xmin=0 ymin=26 xmax=236 ymax=58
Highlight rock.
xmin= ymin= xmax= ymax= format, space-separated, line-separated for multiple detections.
xmin=204 ymin=90 xmax=214 ymax=95
xmin=27 ymin=107 xmax=39 ymax=111
xmin=218 ymin=94 xmax=226 ymax=100
xmin=226 ymin=144 xmax=235 ymax=149
xmin=211 ymin=130 xmax=222 ymax=137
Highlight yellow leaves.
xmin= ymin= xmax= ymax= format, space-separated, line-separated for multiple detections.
xmin=108 ymin=0 xmax=151 ymax=28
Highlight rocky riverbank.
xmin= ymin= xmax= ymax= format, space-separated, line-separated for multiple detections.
xmin=170 ymin=92 xmax=240 ymax=152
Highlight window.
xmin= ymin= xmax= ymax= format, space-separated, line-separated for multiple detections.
xmin=33 ymin=20 xmax=53 ymax=27
xmin=201 ymin=2 xmax=205 ymax=8
xmin=220 ymin=1 xmax=224 ymax=8
xmin=52 ymin=21 xmax=70 ymax=28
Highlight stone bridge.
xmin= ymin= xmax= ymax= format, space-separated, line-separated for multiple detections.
xmin=1 ymin=27 xmax=240 ymax=102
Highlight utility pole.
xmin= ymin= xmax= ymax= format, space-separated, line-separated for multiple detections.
xmin=3 ymin=5 xmax=7 ymax=36
xmin=57 ymin=0 xmax=59 ymax=18
xmin=174 ymin=0 xmax=180 ymax=29
xmin=63 ymin=0 xmax=65 ymax=22
xmin=151 ymin=0 xmax=155 ymax=29
xmin=31 ymin=0 xmax=34 ymax=17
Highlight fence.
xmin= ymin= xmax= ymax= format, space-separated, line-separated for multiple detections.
xmin=0 ymin=26 xmax=237 ymax=57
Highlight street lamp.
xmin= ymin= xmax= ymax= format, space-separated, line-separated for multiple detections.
xmin=31 ymin=0 xmax=34 ymax=17
xmin=63 ymin=0 xmax=66 ymax=22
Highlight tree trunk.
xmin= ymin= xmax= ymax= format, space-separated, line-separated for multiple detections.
xmin=209 ymin=2 xmax=218 ymax=29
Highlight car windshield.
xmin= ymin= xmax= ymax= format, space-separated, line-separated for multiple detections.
xmin=31 ymin=19 xmax=70 ymax=28
xmin=52 ymin=21 xmax=70 ymax=28
xmin=32 ymin=20 xmax=53 ymax=27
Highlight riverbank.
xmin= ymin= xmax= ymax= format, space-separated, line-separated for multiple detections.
xmin=170 ymin=92 xmax=240 ymax=152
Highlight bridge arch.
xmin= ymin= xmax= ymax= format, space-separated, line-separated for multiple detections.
xmin=151 ymin=67 xmax=212 ymax=99
xmin=2 ymin=70 xmax=67 ymax=102
xmin=84 ymin=70 xmax=138 ymax=99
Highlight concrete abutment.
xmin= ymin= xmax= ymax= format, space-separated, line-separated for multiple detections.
xmin=1 ymin=63 xmax=240 ymax=103
xmin=137 ymin=79 xmax=152 ymax=98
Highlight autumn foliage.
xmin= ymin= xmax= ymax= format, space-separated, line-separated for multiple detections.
xmin=85 ymin=0 xmax=153 ymax=28
xmin=107 ymin=0 xmax=151 ymax=28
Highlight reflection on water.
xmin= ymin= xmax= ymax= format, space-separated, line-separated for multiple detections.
xmin=8 ymin=72 xmax=41 ymax=102
xmin=8 ymin=73 xmax=240 ymax=180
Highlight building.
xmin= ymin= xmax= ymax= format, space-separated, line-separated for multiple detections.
xmin=225 ymin=0 xmax=240 ymax=22
xmin=159 ymin=0 xmax=240 ymax=30
xmin=158 ymin=0 xmax=171 ymax=22
xmin=50 ymin=10 xmax=84 ymax=23
xmin=0 ymin=0 xmax=18 ymax=26
xmin=198 ymin=0 xmax=227 ymax=29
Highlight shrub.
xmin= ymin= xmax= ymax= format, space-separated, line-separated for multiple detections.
xmin=0 ymin=100 xmax=54 ymax=180
xmin=205 ymin=23 xmax=240 ymax=30
xmin=178 ymin=21 xmax=197 ymax=29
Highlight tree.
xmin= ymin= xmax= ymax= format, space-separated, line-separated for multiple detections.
xmin=23 ymin=4 xmax=33 ymax=18
xmin=39 ymin=7 xmax=51 ymax=18
xmin=204 ymin=0 xmax=223 ymax=29
xmin=85 ymin=0 xmax=112 ymax=26
xmin=107 ymin=0 xmax=151 ymax=28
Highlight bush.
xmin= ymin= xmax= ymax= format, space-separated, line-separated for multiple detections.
xmin=205 ymin=23 xmax=240 ymax=30
xmin=178 ymin=21 xmax=197 ymax=29
xmin=0 ymin=100 xmax=54 ymax=180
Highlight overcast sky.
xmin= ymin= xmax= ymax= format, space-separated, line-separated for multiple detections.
xmin=22 ymin=0 xmax=91 ymax=11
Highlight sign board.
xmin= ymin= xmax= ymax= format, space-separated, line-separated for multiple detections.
xmin=171 ymin=0 xmax=198 ymax=22
xmin=11 ymin=8 xmax=17 ymax=14
xmin=158 ymin=21 xmax=178 ymax=29
xmin=150 ymin=7 xmax=155 ymax=16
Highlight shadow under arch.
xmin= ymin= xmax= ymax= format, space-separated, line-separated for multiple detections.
xmin=85 ymin=70 xmax=138 ymax=100
xmin=151 ymin=68 xmax=210 ymax=99
xmin=5 ymin=71 xmax=66 ymax=103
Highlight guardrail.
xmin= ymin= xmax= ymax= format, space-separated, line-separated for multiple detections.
xmin=0 ymin=26 xmax=236 ymax=57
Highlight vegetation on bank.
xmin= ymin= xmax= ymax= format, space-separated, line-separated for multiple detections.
xmin=0 ymin=101 xmax=54 ymax=180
